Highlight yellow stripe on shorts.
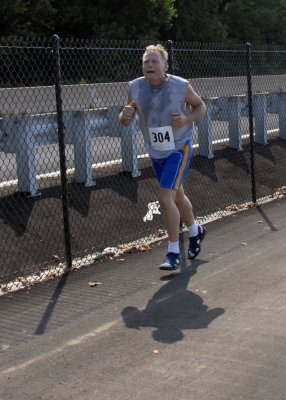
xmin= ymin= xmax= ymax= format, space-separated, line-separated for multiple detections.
xmin=175 ymin=143 xmax=189 ymax=189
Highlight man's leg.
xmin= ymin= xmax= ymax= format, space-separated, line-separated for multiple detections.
xmin=158 ymin=187 xmax=180 ymax=241
xmin=175 ymin=186 xmax=206 ymax=259
xmin=158 ymin=187 xmax=181 ymax=271
xmin=175 ymin=186 xmax=195 ymax=227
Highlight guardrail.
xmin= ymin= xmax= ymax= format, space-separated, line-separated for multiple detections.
xmin=197 ymin=91 xmax=286 ymax=158
xmin=0 ymin=105 xmax=141 ymax=195
xmin=0 ymin=91 xmax=285 ymax=196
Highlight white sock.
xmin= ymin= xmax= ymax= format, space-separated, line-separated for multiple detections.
xmin=168 ymin=241 xmax=180 ymax=254
xmin=188 ymin=223 xmax=199 ymax=237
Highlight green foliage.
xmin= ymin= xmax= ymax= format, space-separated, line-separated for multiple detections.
xmin=165 ymin=0 xmax=286 ymax=45
xmin=220 ymin=0 xmax=286 ymax=45
xmin=168 ymin=0 xmax=228 ymax=42
xmin=0 ymin=0 xmax=29 ymax=36
xmin=28 ymin=0 xmax=57 ymax=34
xmin=53 ymin=0 xmax=176 ymax=40
xmin=0 ymin=0 xmax=57 ymax=36
xmin=1 ymin=0 xmax=286 ymax=45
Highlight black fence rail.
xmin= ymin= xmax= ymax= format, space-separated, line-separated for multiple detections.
xmin=0 ymin=37 xmax=286 ymax=291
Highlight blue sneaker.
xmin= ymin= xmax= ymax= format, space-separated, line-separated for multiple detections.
xmin=188 ymin=225 xmax=206 ymax=260
xmin=159 ymin=252 xmax=181 ymax=271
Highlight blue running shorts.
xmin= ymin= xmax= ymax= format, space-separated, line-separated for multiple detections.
xmin=151 ymin=140 xmax=192 ymax=190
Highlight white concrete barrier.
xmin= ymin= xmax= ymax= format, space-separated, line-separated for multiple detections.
xmin=1 ymin=90 xmax=286 ymax=195
xmin=0 ymin=106 xmax=141 ymax=195
xmin=197 ymin=91 xmax=286 ymax=157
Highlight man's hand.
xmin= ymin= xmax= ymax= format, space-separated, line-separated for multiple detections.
xmin=171 ymin=112 xmax=189 ymax=129
xmin=120 ymin=101 xmax=137 ymax=125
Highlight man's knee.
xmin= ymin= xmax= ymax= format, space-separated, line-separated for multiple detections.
xmin=175 ymin=193 xmax=192 ymax=210
xmin=158 ymin=189 xmax=175 ymax=209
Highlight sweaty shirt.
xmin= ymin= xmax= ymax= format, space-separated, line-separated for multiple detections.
xmin=129 ymin=74 xmax=194 ymax=159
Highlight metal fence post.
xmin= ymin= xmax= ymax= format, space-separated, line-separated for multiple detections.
xmin=52 ymin=34 xmax=73 ymax=270
xmin=166 ymin=40 xmax=174 ymax=74
xmin=245 ymin=42 xmax=257 ymax=204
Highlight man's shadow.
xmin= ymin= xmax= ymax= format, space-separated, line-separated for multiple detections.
xmin=121 ymin=259 xmax=225 ymax=344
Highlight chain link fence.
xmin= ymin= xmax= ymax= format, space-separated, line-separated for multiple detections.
xmin=0 ymin=37 xmax=286 ymax=292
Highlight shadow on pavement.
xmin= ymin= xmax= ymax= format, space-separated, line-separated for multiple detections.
xmin=256 ymin=205 xmax=278 ymax=232
xmin=34 ymin=269 xmax=71 ymax=335
xmin=121 ymin=258 xmax=225 ymax=344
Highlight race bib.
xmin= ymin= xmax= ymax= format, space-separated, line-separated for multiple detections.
xmin=148 ymin=126 xmax=175 ymax=151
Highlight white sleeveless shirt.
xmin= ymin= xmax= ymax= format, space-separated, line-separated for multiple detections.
xmin=129 ymin=74 xmax=194 ymax=159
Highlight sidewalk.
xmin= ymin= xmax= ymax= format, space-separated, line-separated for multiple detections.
xmin=0 ymin=196 xmax=286 ymax=399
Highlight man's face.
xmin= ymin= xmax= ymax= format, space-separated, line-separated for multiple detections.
xmin=142 ymin=51 xmax=168 ymax=83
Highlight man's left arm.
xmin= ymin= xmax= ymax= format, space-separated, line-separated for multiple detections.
xmin=172 ymin=84 xmax=206 ymax=129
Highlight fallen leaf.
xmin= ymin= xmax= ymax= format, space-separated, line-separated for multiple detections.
xmin=119 ymin=243 xmax=152 ymax=254
xmin=241 ymin=242 xmax=248 ymax=246
xmin=153 ymin=349 xmax=160 ymax=355
xmin=226 ymin=204 xmax=240 ymax=211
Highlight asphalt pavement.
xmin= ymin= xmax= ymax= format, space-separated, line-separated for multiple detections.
xmin=0 ymin=196 xmax=286 ymax=400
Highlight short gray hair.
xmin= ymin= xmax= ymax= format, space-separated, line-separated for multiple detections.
xmin=144 ymin=44 xmax=168 ymax=63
